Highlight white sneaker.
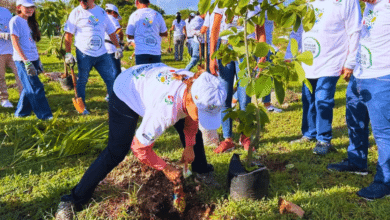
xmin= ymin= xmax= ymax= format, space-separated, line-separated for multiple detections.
xmin=266 ymin=105 xmax=282 ymax=113
xmin=1 ymin=100 xmax=13 ymax=108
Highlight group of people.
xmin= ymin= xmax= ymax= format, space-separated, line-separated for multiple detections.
xmin=1 ymin=0 xmax=389 ymax=218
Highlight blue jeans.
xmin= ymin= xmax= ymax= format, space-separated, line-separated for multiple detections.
xmin=135 ymin=54 xmax=161 ymax=65
xmin=185 ymin=38 xmax=200 ymax=71
xmin=174 ymin=35 xmax=185 ymax=61
xmin=357 ymin=74 xmax=390 ymax=186
xmin=76 ymin=49 xmax=114 ymax=104
xmin=108 ymin=53 xmax=121 ymax=78
xmin=301 ymin=76 xmax=339 ymax=143
xmin=14 ymin=60 xmax=52 ymax=120
xmin=64 ymin=92 xmax=212 ymax=209
xmin=346 ymin=75 xmax=370 ymax=170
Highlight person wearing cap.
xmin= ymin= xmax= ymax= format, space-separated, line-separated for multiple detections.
xmin=0 ymin=6 xmax=23 ymax=108
xmin=64 ymin=0 xmax=122 ymax=115
xmin=184 ymin=12 xmax=205 ymax=71
xmin=126 ymin=0 xmax=168 ymax=65
xmin=170 ymin=12 xmax=186 ymax=61
xmin=185 ymin=12 xmax=196 ymax=57
xmin=9 ymin=0 xmax=53 ymax=120
xmin=105 ymin=3 xmax=124 ymax=79
xmin=55 ymin=63 xmax=225 ymax=218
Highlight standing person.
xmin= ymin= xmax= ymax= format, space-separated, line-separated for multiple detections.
xmin=185 ymin=13 xmax=196 ymax=58
xmin=56 ymin=63 xmax=225 ymax=219
xmin=289 ymin=0 xmax=361 ymax=155
xmin=327 ymin=0 xmax=390 ymax=200
xmin=126 ymin=0 xmax=168 ymax=65
xmin=185 ymin=12 xmax=205 ymax=71
xmin=170 ymin=12 xmax=186 ymax=61
xmin=209 ymin=2 xmax=267 ymax=153
xmin=10 ymin=0 xmax=52 ymax=120
xmin=105 ymin=3 xmax=123 ymax=79
xmin=64 ymin=0 xmax=122 ymax=115
xmin=0 ymin=6 xmax=23 ymax=108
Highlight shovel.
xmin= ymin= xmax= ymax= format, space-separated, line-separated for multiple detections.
xmin=167 ymin=31 xmax=173 ymax=53
xmin=69 ymin=63 xmax=85 ymax=113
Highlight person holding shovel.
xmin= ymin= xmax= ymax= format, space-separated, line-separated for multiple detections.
xmin=170 ymin=12 xmax=186 ymax=61
xmin=9 ymin=0 xmax=52 ymax=120
xmin=56 ymin=63 xmax=225 ymax=219
xmin=64 ymin=0 xmax=122 ymax=115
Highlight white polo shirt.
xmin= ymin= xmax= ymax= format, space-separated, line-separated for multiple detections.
xmin=64 ymin=5 xmax=115 ymax=57
xmin=0 ymin=7 xmax=13 ymax=55
xmin=9 ymin=15 xmax=39 ymax=61
xmin=126 ymin=8 xmax=167 ymax=56
xmin=172 ymin=19 xmax=186 ymax=37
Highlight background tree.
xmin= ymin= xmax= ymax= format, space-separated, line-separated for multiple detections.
xmin=0 ymin=0 xmax=16 ymax=13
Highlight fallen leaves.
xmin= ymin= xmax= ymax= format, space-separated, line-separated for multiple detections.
xmin=279 ymin=197 xmax=305 ymax=218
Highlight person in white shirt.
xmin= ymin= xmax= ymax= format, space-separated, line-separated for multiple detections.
xmin=104 ymin=3 xmax=123 ymax=79
xmin=290 ymin=0 xmax=362 ymax=156
xmin=10 ymin=0 xmax=53 ymax=120
xmin=170 ymin=12 xmax=186 ymax=61
xmin=327 ymin=0 xmax=390 ymax=200
xmin=56 ymin=63 xmax=225 ymax=218
xmin=184 ymin=12 xmax=205 ymax=71
xmin=64 ymin=0 xmax=122 ymax=115
xmin=126 ymin=0 xmax=168 ymax=65
xmin=0 ymin=6 xmax=22 ymax=108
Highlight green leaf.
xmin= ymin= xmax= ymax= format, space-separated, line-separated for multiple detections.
xmin=282 ymin=12 xmax=297 ymax=28
xmin=255 ymin=75 xmax=272 ymax=99
xmin=246 ymin=20 xmax=255 ymax=35
xmin=293 ymin=16 xmax=302 ymax=32
xmin=254 ymin=42 xmax=269 ymax=58
xmin=223 ymin=110 xmax=238 ymax=122
xmin=303 ymin=78 xmax=313 ymax=94
xmin=240 ymin=77 xmax=250 ymax=88
xmin=198 ymin=0 xmax=211 ymax=14
xmin=246 ymin=80 xmax=256 ymax=97
xmin=296 ymin=51 xmax=314 ymax=66
xmin=293 ymin=61 xmax=306 ymax=83
xmin=267 ymin=6 xmax=278 ymax=21
xmin=220 ymin=30 xmax=234 ymax=37
xmin=274 ymin=79 xmax=285 ymax=105
xmin=238 ymin=0 xmax=251 ymax=9
xmin=290 ymin=38 xmax=298 ymax=57
xmin=302 ymin=7 xmax=315 ymax=32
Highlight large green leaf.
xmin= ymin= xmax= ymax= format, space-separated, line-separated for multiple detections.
xmin=293 ymin=61 xmax=306 ymax=83
xmin=198 ymin=0 xmax=211 ymax=14
xmin=282 ymin=12 xmax=297 ymax=28
xmin=274 ymin=78 xmax=285 ymax=105
xmin=255 ymin=75 xmax=272 ymax=98
xmin=296 ymin=51 xmax=314 ymax=66
xmin=290 ymin=38 xmax=298 ymax=57
xmin=254 ymin=42 xmax=269 ymax=58
xmin=220 ymin=30 xmax=234 ymax=37
xmin=303 ymin=7 xmax=315 ymax=32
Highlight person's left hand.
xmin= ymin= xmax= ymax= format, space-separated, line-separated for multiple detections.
xmin=115 ymin=48 xmax=123 ymax=59
xmin=341 ymin=67 xmax=353 ymax=82
xmin=181 ymin=146 xmax=195 ymax=169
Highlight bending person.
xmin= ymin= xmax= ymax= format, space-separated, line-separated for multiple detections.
xmin=56 ymin=63 xmax=226 ymax=219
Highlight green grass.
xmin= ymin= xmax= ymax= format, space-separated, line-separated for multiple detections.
xmin=1 ymin=34 xmax=390 ymax=220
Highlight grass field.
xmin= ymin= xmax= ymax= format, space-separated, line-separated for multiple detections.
xmin=1 ymin=32 xmax=390 ymax=220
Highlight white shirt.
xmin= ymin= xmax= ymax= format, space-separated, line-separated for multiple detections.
xmin=188 ymin=16 xmax=204 ymax=42
xmin=126 ymin=8 xmax=167 ymax=56
xmin=113 ymin=63 xmax=194 ymax=146
xmin=0 ymin=7 xmax=13 ymax=55
xmin=355 ymin=0 xmax=390 ymax=79
xmin=172 ymin=19 xmax=185 ymax=37
xmin=104 ymin=14 xmax=121 ymax=54
xmin=9 ymin=16 xmax=39 ymax=61
xmin=64 ymin=5 xmax=115 ymax=57
xmin=301 ymin=0 xmax=362 ymax=79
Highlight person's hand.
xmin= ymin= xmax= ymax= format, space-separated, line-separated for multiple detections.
xmin=65 ymin=52 xmax=76 ymax=65
xmin=24 ymin=60 xmax=37 ymax=76
xmin=210 ymin=59 xmax=219 ymax=76
xmin=0 ymin=32 xmax=10 ymax=40
xmin=115 ymin=48 xmax=123 ymax=59
xmin=341 ymin=67 xmax=353 ymax=82
xmin=162 ymin=164 xmax=181 ymax=185
xmin=181 ymin=146 xmax=195 ymax=170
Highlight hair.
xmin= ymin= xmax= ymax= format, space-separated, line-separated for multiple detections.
xmin=176 ymin=13 xmax=181 ymax=23
xmin=16 ymin=8 xmax=41 ymax=42
xmin=138 ymin=0 xmax=150 ymax=4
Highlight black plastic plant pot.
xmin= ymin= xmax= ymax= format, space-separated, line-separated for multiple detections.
xmin=227 ymin=154 xmax=270 ymax=201
xmin=59 ymin=75 xmax=74 ymax=91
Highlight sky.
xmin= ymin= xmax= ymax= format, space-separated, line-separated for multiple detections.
xmin=150 ymin=0 xmax=199 ymax=15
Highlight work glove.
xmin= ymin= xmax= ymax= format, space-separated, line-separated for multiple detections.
xmin=24 ymin=60 xmax=37 ymax=76
xmin=0 ymin=32 xmax=10 ymax=40
xmin=65 ymin=52 xmax=76 ymax=65
xmin=115 ymin=48 xmax=123 ymax=59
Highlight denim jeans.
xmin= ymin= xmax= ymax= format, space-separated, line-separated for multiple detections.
xmin=174 ymin=35 xmax=185 ymax=61
xmin=135 ymin=54 xmax=161 ymax=65
xmin=357 ymin=74 xmax=390 ymax=186
xmin=185 ymin=38 xmax=200 ymax=71
xmin=301 ymin=76 xmax=339 ymax=143
xmin=64 ymin=92 xmax=212 ymax=208
xmin=346 ymin=75 xmax=370 ymax=170
xmin=76 ymin=49 xmax=114 ymax=104
xmin=14 ymin=60 xmax=52 ymax=120
xmin=108 ymin=53 xmax=122 ymax=78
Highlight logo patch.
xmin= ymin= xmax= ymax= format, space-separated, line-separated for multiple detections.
xmin=156 ymin=70 xmax=174 ymax=85
xmin=333 ymin=0 xmax=342 ymax=6
xmin=88 ymin=15 xmax=100 ymax=27
xmin=143 ymin=17 xmax=153 ymax=28
xmin=362 ymin=9 xmax=378 ymax=35
xmin=303 ymin=37 xmax=321 ymax=59
xmin=314 ymin=8 xmax=324 ymax=24
xmin=357 ymin=45 xmax=372 ymax=69
xmin=164 ymin=95 xmax=174 ymax=105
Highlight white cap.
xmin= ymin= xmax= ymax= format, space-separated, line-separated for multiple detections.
xmin=105 ymin=3 xmax=121 ymax=20
xmin=191 ymin=72 xmax=227 ymax=130
xmin=16 ymin=0 xmax=35 ymax=7
xmin=190 ymin=12 xmax=196 ymax=17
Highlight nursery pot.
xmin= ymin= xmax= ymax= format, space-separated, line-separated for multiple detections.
xmin=227 ymin=154 xmax=270 ymax=201
xmin=59 ymin=75 xmax=74 ymax=91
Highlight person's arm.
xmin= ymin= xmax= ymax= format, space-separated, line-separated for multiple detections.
xmin=11 ymin=35 xmax=28 ymax=62
xmin=116 ymin=28 xmax=124 ymax=41
xmin=210 ymin=13 xmax=222 ymax=76
xmin=183 ymin=25 xmax=187 ymax=37
xmin=64 ymin=32 xmax=73 ymax=53
xmin=109 ymin=32 xmax=120 ymax=48
xmin=170 ymin=24 xmax=175 ymax=32
xmin=200 ymin=26 xmax=208 ymax=34
xmin=256 ymin=24 xmax=267 ymax=64
xmin=160 ymin=31 xmax=168 ymax=37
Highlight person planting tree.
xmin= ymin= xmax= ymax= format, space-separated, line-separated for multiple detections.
xmin=56 ymin=62 xmax=225 ymax=219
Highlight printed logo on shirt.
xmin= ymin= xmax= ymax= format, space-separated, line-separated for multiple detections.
xmin=333 ymin=0 xmax=342 ymax=6
xmin=357 ymin=45 xmax=372 ymax=69
xmin=88 ymin=15 xmax=100 ymax=27
xmin=164 ymin=95 xmax=174 ymax=105
xmin=143 ymin=17 xmax=153 ymax=28
xmin=362 ymin=10 xmax=378 ymax=35
xmin=303 ymin=37 xmax=321 ymax=58
xmin=88 ymin=35 xmax=103 ymax=51
xmin=142 ymin=133 xmax=155 ymax=142
xmin=156 ymin=70 xmax=175 ymax=85
xmin=314 ymin=8 xmax=324 ymax=24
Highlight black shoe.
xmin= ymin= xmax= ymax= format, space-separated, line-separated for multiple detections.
xmin=313 ymin=141 xmax=335 ymax=155
xmin=327 ymin=159 xmax=368 ymax=175
xmin=357 ymin=182 xmax=390 ymax=201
